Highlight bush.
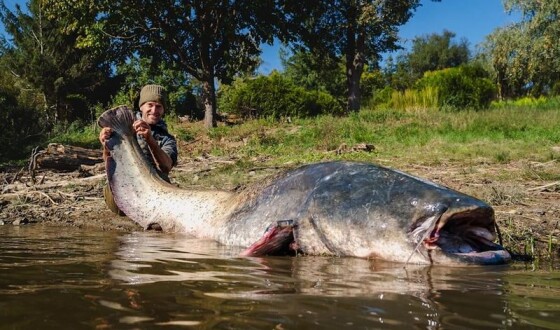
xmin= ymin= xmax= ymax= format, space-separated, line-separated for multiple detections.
xmin=365 ymin=86 xmax=395 ymax=108
xmin=414 ymin=64 xmax=497 ymax=110
xmin=551 ymin=81 xmax=560 ymax=96
xmin=490 ymin=95 xmax=560 ymax=110
xmin=218 ymin=72 xmax=344 ymax=119
xmin=0 ymin=89 xmax=44 ymax=162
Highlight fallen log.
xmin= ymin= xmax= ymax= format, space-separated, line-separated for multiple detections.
xmin=31 ymin=143 xmax=103 ymax=172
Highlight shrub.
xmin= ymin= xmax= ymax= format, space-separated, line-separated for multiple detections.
xmin=366 ymin=86 xmax=395 ymax=108
xmin=490 ymin=96 xmax=560 ymax=110
xmin=414 ymin=64 xmax=497 ymax=110
xmin=218 ymin=72 xmax=344 ymax=119
xmin=0 ymin=89 xmax=44 ymax=162
xmin=551 ymin=81 xmax=560 ymax=96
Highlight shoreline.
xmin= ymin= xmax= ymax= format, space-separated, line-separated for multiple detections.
xmin=1 ymin=157 xmax=558 ymax=262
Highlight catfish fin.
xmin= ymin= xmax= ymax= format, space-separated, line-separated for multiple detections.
xmin=97 ymin=105 xmax=135 ymax=137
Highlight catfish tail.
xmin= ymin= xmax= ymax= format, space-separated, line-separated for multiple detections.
xmin=97 ymin=105 xmax=135 ymax=136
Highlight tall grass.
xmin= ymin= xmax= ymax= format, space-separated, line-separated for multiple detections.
xmin=490 ymin=96 xmax=560 ymax=110
xmin=388 ymin=86 xmax=440 ymax=112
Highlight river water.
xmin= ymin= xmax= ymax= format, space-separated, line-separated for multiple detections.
xmin=1 ymin=225 xmax=559 ymax=329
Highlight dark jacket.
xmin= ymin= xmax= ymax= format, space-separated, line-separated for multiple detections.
xmin=135 ymin=112 xmax=178 ymax=178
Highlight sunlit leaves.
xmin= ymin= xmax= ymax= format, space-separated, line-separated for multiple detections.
xmin=483 ymin=0 xmax=560 ymax=97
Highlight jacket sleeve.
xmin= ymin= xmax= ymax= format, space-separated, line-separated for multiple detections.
xmin=158 ymin=134 xmax=178 ymax=167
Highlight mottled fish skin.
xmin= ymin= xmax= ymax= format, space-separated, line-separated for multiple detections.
xmin=98 ymin=106 xmax=234 ymax=235
xmin=98 ymin=106 xmax=510 ymax=265
xmin=220 ymin=161 xmax=509 ymax=264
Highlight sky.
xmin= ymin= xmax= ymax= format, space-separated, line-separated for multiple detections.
xmin=258 ymin=0 xmax=521 ymax=73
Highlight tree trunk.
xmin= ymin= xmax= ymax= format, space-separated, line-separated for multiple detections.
xmin=346 ymin=46 xmax=365 ymax=112
xmin=345 ymin=16 xmax=365 ymax=113
xmin=495 ymin=64 xmax=505 ymax=100
xmin=202 ymin=79 xmax=217 ymax=128
xmin=347 ymin=60 xmax=363 ymax=112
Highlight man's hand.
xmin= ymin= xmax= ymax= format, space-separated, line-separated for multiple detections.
xmin=133 ymin=119 xmax=173 ymax=173
xmin=133 ymin=119 xmax=153 ymax=142
xmin=99 ymin=127 xmax=113 ymax=145
xmin=99 ymin=127 xmax=113 ymax=161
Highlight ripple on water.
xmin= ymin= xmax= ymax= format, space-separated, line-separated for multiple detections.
xmin=0 ymin=225 xmax=559 ymax=329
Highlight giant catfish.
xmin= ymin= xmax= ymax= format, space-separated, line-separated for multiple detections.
xmin=98 ymin=106 xmax=511 ymax=265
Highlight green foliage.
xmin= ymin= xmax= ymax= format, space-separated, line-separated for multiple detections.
xmin=482 ymin=0 xmax=560 ymax=98
xmin=360 ymin=68 xmax=386 ymax=101
xmin=282 ymin=49 xmax=346 ymax=100
xmin=551 ymin=81 xmax=560 ymax=96
xmin=0 ymin=0 xmax=115 ymax=125
xmin=284 ymin=0 xmax=421 ymax=111
xmin=407 ymin=30 xmax=470 ymax=82
xmin=384 ymin=30 xmax=470 ymax=90
xmin=366 ymin=86 xmax=395 ymax=108
xmin=282 ymin=48 xmax=385 ymax=108
xmin=48 ymin=120 xmax=99 ymax=148
xmin=388 ymin=86 xmax=440 ymax=112
xmin=490 ymin=96 xmax=560 ymax=110
xmin=0 ymin=87 xmax=44 ymax=161
xmin=110 ymin=57 xmax=202 ymax=119
xmin=0 ymin=66 xmax=47 ymax=161
xmin=383 ymin=55 xmax=413 ymax=91
xmin=414 ymin=64 xmax=497 ymax=110
xmin=218 ymin=72 xmax=344 ymax=119
xmin=482 ymin=25 xmax=530 ymax=99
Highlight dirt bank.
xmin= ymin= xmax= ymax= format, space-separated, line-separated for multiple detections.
xmin=1 ymin=151 xmax=558 ymax=261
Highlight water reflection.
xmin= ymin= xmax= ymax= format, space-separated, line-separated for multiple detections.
xmin=503 ymin=268 xmax=560 ymax=329
xmin=0 ymin=225 xmax=122 ymax=329
xmin=109 ymin=231 xmax=518 ymax=328
xmin=1 ymin=226 xmax=559 ymax=329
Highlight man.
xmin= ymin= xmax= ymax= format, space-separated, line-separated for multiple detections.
xmin=99 ymin=84 xmax=178 ymax=214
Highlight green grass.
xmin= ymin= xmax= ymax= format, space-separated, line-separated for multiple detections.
xmin=49 ymin=122 xmax=100 ymax=149
xmin=36 ymin=104 xmax=560 ymax=176
xmin=193 ymin=106 xmax=559 ymax=171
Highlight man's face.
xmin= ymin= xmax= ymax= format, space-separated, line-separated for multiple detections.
xmin=140 ymin=101 xmax=164 ymax=125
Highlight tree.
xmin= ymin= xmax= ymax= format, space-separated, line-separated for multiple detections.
xmin=383 ymin=54 xmax=413 ymax=91
xmin=384 ymin=30 xmax=470 ymax=91
xmin=112 ymin=56 xmax=201 ymax=119
xmin=46 ymin=0 xmax=283 ymax=128
xmin=282 ymin=48 xmax=384 ymax=104
xmin=0 ymin=0 xmax=114 ymax=126
xmin=481 ymin=25 xmax=529 ymax=99
xmin=482 ymin=0 xmax=560 ymax=98
xmin=284 ymin=0 xmax=421 ymax=112
xmin=0 ymin=55 xmax=46 ymax=160
xmin=407 ymin=30 xmax=470 ymax=81
xmin=281 ymin=48 xmax=346 ymax=100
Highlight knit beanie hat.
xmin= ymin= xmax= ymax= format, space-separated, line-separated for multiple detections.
xmin=138 ymin=84 xmax=167 ymax=108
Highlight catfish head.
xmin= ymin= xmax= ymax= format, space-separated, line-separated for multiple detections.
xmin=408 ymin=200 xmax=511 ymax=265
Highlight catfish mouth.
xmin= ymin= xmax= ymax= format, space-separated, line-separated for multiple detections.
xmin=410 ymin=207 xmax=511 ymax=265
